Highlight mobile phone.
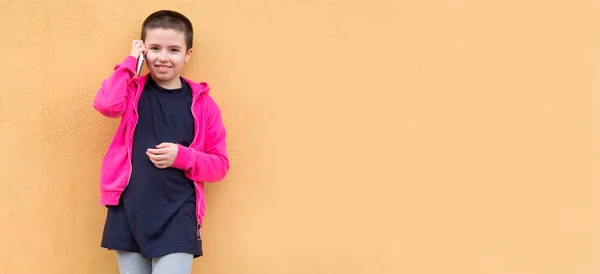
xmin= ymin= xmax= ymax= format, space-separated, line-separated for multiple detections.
xmin=136 ymin=53 xmax=145 ymax=76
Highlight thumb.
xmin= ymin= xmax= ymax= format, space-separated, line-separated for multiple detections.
xmin=156 ymin=142 xmax=174 ymax=149
xmin=156 ymin=143 xmax=169 ymax=148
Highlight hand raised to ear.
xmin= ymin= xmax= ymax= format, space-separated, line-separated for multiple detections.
xmin=129 ymin=40 xmax=147 ymax=59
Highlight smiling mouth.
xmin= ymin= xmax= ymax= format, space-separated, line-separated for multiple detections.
xmin=155 ymin=65 xmax=171 ymax=72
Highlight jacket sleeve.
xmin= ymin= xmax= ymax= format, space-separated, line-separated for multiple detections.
xmin=93 ymin=56 xmax=137 ymax=118
xmin=171 ymin=96 xmax=230 ymax=182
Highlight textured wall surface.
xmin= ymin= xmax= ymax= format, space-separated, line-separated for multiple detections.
xmin=2 ymin=0 xmax=600 ymax=273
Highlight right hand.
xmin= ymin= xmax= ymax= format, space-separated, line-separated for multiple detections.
xmin=129 ymin=40 xmax=146 ymax=58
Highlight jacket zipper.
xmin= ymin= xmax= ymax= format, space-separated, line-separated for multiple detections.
xmin=190 ymin=95 xmax=202 ymax=238
xmin=126 ymin=84 xmax=142 ymax=188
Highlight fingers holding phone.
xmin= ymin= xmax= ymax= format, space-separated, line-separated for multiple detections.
xmin=130 ymin=40 xmax=146 ymax=59
xmin=129 ymin=40 xmax=147 ymax=76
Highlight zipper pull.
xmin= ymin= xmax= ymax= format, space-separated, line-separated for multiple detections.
xmin=197 ymin=223 xmax=202 ymax=241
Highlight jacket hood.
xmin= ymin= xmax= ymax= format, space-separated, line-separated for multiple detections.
xmin=133 ymin=73 xmax=210 ymax=99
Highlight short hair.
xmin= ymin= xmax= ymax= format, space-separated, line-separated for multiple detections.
xmin=141 ymin=10 xmax=194 ymax=50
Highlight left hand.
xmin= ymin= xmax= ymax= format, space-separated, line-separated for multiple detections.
xmin=146 ymin=142 xmax=178 ymax=169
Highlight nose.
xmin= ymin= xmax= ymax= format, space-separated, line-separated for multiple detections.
xmin=158 ymin=50 xmax=169 ymax=62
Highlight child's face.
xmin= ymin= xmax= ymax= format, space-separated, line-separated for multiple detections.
xmin=144 ymin=28 xmax=192 ymax=86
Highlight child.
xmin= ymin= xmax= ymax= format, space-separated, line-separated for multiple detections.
xmin=93 ymin=10 xmax=229 ymax=274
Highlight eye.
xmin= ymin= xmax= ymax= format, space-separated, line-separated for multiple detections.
xmin=150 ymin=47 xmax=159 ymax=51
xmin=170 ymin=48 xmax=180 ymax=53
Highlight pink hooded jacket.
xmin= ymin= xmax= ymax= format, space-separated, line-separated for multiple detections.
xmin=93 ymin=55 xmax=229 ymax=226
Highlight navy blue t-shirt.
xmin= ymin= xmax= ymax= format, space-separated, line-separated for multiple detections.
xmin=101 ymin=77 xmax=202 ymax=258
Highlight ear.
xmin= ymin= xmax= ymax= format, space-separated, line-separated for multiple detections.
xmin=184 ymin=48 xmax=193 ymax=63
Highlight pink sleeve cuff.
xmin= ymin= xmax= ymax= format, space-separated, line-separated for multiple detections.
xmin=100 ymin=191 xmax=121 ymax=205
xmin=172 ymin=144 xmax=191 ymax=170
xmin=123 ymin=55 xmax=137 ymax=67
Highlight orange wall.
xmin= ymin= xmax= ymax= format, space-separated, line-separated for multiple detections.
xmin=2 ymin=1 xmax=600 ymax=273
